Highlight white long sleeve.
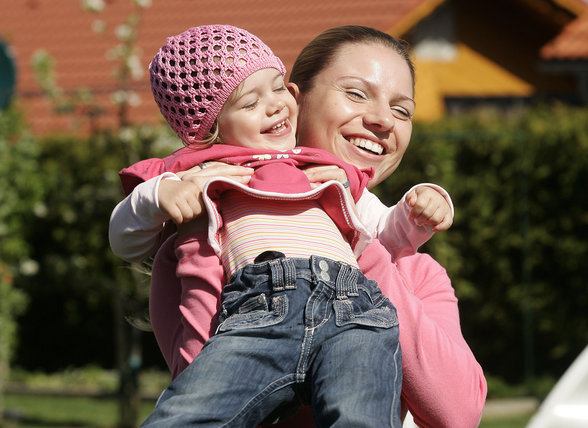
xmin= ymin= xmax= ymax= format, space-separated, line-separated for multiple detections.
xmin=108 ymin=173 xmax=179 ymax=263
xmin=109 ymin=176 xmax=453 ymax=264
xmin=356 ymin=184 xmax=454 ymax=260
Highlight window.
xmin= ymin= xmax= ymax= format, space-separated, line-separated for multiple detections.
xmin=0 ymin=40 xmax=16 ymax=109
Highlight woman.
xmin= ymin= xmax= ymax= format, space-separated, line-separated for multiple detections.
xmin=114 ymin=25 xmax=487 ymax=427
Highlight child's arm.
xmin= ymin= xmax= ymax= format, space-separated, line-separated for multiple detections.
xmin=109 ymin=173 xmax=178 ymax=263
xmin=356 ymin=184 xmax=454 ymax=259
xmin=109 ymin=163 xmax=253 ymax=263
xmin=404 ymin=185 xmax=453 ymax=232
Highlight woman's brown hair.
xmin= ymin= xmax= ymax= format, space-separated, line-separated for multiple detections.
xmin=290 ymin=25 xmax=415 ymax=93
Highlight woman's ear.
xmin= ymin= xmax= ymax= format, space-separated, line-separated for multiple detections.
xmin=287 ymin=82 xmax=300 ymax=101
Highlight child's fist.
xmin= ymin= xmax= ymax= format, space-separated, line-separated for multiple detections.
xmin=406 ymin=186 xmax=453 ymax=232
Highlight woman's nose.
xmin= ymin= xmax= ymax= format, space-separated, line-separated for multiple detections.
xmin=363 ymin=103 xmax=394 ymax=132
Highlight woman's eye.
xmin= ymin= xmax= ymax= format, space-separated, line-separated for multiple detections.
xmin=346 ymin=89 xmax=367 ymax=100
xmin=391 ymin=106 xmax=411 ymax=120
xmin=274 ymin=85 xmax=287 ymax=93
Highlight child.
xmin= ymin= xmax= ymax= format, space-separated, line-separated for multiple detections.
xmin=112 ymin=25 xmax=453 ymax=427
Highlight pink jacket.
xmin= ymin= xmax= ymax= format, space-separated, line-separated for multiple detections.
xmin=119 ymin=145 xmax=372 ymax=197
xmin=120 ymin=144 xmax=375 ymax=257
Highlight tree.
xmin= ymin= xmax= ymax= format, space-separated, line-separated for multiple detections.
xmin=28 ymin=1 xmax=156 ymax=426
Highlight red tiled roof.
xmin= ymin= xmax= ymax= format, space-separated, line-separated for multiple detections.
xmin=541 ymin=12 xmax=588 ymax=59
xmin=1 ymin=0 xmax=433 ymax=133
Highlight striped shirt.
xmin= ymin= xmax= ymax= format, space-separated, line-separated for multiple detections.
xmin=219 ymin=190 xmax=359 ymax=277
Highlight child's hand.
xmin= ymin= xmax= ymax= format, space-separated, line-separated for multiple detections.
xmin=160 ymin=162 xmax=254 ymax=224
xmin=158 ymin=179 xmax=205 ymax=224
xmin=405 ymin=186 xmax=453 ymax=232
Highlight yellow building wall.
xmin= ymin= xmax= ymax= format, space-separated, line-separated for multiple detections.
xmin=413 ymin=43 xmax=535 ymax=122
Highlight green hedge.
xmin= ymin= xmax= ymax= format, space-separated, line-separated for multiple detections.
xmin=6 ymin=105 xmax=588 ymax=386
xmin=12 ymin=125 xmax=181 ymax=371
xmin=378 ymin=104 xmax=588 ymax=382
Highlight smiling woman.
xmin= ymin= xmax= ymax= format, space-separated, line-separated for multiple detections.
xmin=289 ymin=33 xmax=415 ymax=187
xmin=109 ymin=24 xmax=484 ymax=428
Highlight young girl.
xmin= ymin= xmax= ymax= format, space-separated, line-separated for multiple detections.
xmin=112 ymin=25 xmax=453 ymax=427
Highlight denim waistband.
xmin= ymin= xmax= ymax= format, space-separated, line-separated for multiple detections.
xmin=240 ymin=251 xmax=367 ymax=298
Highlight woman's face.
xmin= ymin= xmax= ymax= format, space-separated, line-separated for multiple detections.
xmin=290 ymin=42 xmax=415 ymax=187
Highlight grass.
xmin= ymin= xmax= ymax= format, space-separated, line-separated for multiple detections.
xmin=2 ymin=367 xmax=166 ymax=428
xmin=479 ymin=413 xmax=534 ymax=428
xmin=5 ymin=393 xmax=152 ymax=428
xmin=3 ymin=393 xmax=156 ymax=428
xmin=2 ymin=368 xmax=540 ymax=427
xmin=3 ymin=392 xmax=535 ymax=428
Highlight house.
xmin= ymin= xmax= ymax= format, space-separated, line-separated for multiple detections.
xmin=540 ymin=11 xmax=588 ymax=103
xmin=1 ymin=0 xmax=586 ymax=134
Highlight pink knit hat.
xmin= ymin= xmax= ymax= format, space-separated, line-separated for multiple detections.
xmin=149 ymin=25 xmax=286 ymax=145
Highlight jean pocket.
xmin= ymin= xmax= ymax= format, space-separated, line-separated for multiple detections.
xmin=334 ymin=286 xmax=398 ymax=329
xmin=217 ymin=294 xmax=289 ymax=332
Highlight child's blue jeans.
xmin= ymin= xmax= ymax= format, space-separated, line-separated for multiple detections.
xmin=141 ymin=253 xmax=402 ymax=427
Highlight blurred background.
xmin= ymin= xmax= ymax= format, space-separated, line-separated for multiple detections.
xmin=1 ymin=0 xmax=587 ymax=427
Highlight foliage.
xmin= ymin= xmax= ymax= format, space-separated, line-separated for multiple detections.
xmin=380 ymin=104 xmax=588 ymax=383
xmin=29 ymin=0 xmax=152 ymax=133
xmin=0 ymin=106 xmax=45 ymax=421
xmin=9 ymin=365 xmax=169 ymax=397
xmin=485 ymin=374 xmax=555 ymax=400
xmin=478 ymin=413 xmax=534 ymax=428
xmin=13 ymin=125 xmax=180 ymax=371
xmin=6 ymin=104 xmax=588 ymax=396
xmin=30 ymin=2 xmax=156 ymax=426
xmin=30 ymin=50 xmax=105 ymax=128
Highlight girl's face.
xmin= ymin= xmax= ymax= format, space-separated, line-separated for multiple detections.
xmin=217 ymin=68 xmax=298 ymax=151
xmin=290 ymin=42 xmax=415 ymax=187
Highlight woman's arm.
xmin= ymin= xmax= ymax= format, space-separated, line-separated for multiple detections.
xmin=359 ymin=243 xmax=487 ymax=428
xmin=149 ymin=228 xmax=225 ymax=379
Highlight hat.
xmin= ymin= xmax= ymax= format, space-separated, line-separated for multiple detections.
xmin=149 ymin=25 xmax=286 ymax=145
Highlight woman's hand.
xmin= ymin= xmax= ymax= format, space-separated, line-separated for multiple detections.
xmin=303 ymin=165 xmax=349 ymax=188
xmin=405 ymin=186 xmax=453 ymax=232
xmin=303 ymin=165 xmax=357 ymax=214
xmin=177 ymin=162 xmax=254 ymax=184
xmin=159 ymin=162 xmax=253 ymax=224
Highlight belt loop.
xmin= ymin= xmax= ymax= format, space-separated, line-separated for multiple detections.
xmin=283 ymin=259 xmax=297 ymax=290
xmin=336 ymin=264 xmax=359 ymax=298
xmin=270 ymin=259 xmax=285 ymax=291
xmin=347 ymin=268 xmax=359 ymax=296
xmin=269 ymin=258 xmax=297 ymax=291
xmin=335 ymin=264 xmax=349 ymax=299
